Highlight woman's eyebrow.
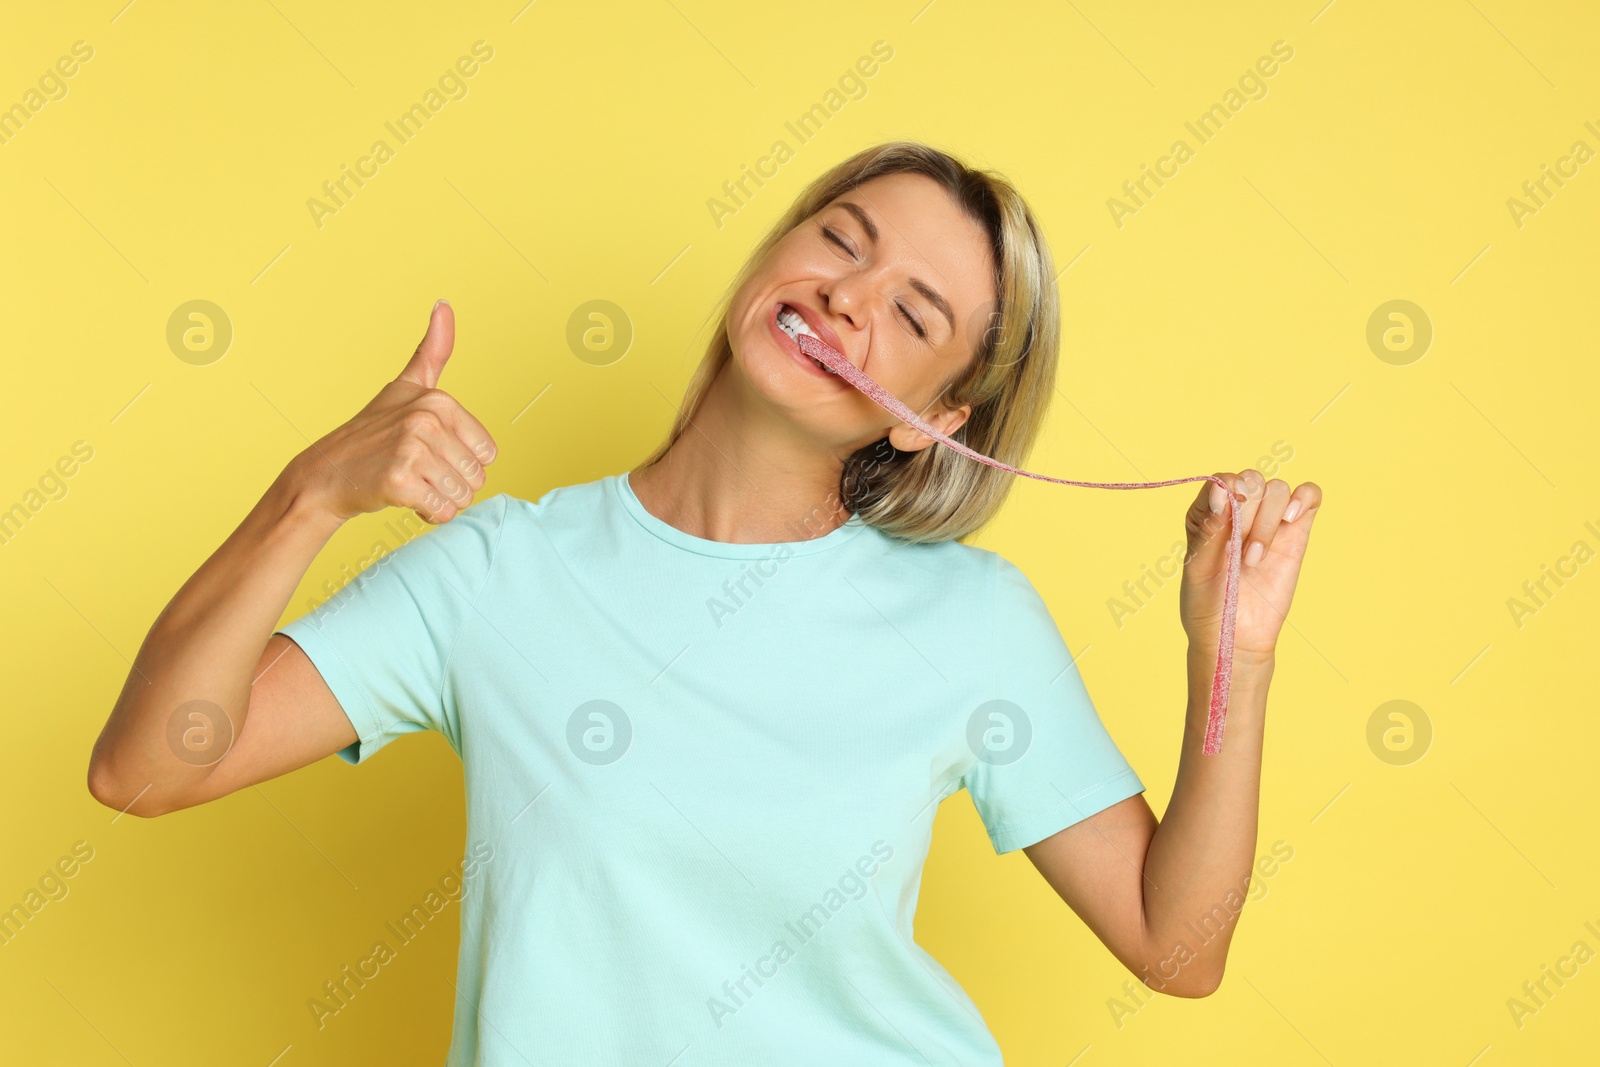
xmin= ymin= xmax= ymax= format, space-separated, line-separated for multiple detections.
xmin=838 ymin=200 xmax=880 ymax=244
xmin=836 ymin=199 xmax=957 ymax=336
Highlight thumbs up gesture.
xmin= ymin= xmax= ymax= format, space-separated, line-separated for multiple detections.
xmin=293 ymin=301 xmax=499 ymax=526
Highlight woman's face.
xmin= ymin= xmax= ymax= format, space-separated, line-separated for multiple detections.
xmin=727 ymin=171 xmax=998 ymax=457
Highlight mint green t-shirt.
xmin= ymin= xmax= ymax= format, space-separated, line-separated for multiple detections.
xmin=276 ymin=471 xmax=1145 ymax=1065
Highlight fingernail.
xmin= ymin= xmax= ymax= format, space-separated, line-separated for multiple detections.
xmin=434 ymin=299 xmax=450 ymax=310
xmin=1245 ymin=541 xmax=1264 ymax=566
xmin=1284 ymin=500 xmax=1303 ymax=522
xmin=1209 ymin=485 xmax=1224 ymax=513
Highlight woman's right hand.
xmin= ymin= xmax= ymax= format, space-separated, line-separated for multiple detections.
xmin=291 ymin=300 xmax=498 ymax=526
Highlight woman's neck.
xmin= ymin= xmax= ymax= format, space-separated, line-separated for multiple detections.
xmin=628 ymin=382 xmax=855 ymax=545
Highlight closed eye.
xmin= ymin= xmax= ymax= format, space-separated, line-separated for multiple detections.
xmin=821 ymin=226 xmax=928 ymax=341
xmin=822 ymin=225 xmax=856 ymax=259
xmin=897 ymin=301 xmax=927 ymax=340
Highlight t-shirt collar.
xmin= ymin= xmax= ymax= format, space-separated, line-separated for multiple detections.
xmin=613 ymin=471 xmax=866 ymax=559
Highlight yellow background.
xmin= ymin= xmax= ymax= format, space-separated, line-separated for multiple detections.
xmin=3 ymin=0 xmax=1597 ymax=1063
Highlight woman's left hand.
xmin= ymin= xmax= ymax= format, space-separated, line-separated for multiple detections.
xmin=1179 ymin=469 xmax=1323 ymax=659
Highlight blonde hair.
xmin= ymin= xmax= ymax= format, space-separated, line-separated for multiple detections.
xmin=639 ymin=140 xmax=1060 ymax=544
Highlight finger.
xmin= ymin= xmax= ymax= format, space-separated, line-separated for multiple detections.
xmin=1193 ymin=469 xmax=1265 ymax=569
xmin=1186 ymin=470 xmax=1240 ymax=564
xmin=390 ymin=463 xmax=453 ymax=525
xmin=407 ymin=450 xmax=476 ymax=524
xmin=1271 ymin=481 xmax=1324 ymax=556
xmin=430 ymin=420 xmax=490 ymax=499
xmin=1243 ymin=479 xmax=1292 ymax=567
xmin=422 ymin=390 xmax=498 ymax=467
xmin=1206 ymin=478 xmax=1228 ymax=516
xmin=401 ymin=415 xmax=481 ymax=514
xmin=1256 ymin=480 xmax=1324 ymax=562
xmin=1231 ymin=468 xmax=1267 ymax=550
xmin=396 ymin=300 xmax=456 ymax=390
xmin=1282 ymin=480 xmax=1323 ymax=525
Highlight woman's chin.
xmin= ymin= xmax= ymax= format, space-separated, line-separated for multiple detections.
xmin=731 ymin=339 xmax=842 ymax=417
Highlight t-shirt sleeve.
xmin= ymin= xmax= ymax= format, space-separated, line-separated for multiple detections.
xmin=273 ymin=493 xmax=509 ymax=766
xmin=961 ymin=553 xmax=1146 ymax=854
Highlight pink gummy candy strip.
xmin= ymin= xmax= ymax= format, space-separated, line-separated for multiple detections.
xmin=796 ymin=332 xmax=1242 ymax=754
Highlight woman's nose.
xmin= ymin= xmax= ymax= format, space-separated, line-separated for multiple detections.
xmin=817 ymin=274 xmax=878 ymax=330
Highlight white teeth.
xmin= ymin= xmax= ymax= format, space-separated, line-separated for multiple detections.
xmin=778 ymin=305 xmax=819 ymax=340
xmin=778 ymin=305 xmax=839 ymax=374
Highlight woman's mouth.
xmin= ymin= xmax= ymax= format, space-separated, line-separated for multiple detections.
xmin=771 ymin=303 xmax=844 ymax=379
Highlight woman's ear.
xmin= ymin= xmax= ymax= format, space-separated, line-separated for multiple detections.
xmin=887 ymin=402 xmax=972 ymax=453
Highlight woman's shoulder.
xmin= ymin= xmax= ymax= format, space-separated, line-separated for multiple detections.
xmin=477 ymin=473 xmax=637 ymax=558
xmin=492 ymin=472 xmax=615 ymax=521
xmin=856 ymin=525 xmax=1003 ymax=589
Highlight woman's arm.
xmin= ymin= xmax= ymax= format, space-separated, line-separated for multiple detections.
xmin=87 ymin=463 xmax=350 ymax=816
xmin=1022 ymin=469 xmax=1322 ymax=996
xmin=1136 ymin=644 xmax=1275 ymax=993
xmin=1021 ymin=649 xmax=1274 ymax=998
xmin=86 ymin=302 xmax=497 ymax=816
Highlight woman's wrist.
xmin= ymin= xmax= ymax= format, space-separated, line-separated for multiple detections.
xmin=272 ymin=451 xmax=349 ymax=537
xmin=1188 ymin=640 xmax=1276 ymax=678
xmin=1184 ymin=641 xmax=1274 ymax=746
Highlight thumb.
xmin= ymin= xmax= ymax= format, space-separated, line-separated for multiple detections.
xmin=396 ymin=300 xmax=455 ymax=389
xmin=1185 ymin=473 xmax=1244 ymax=568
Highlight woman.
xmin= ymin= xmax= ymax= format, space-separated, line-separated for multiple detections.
xmin=88 ymin=141 xmax=1320 ymax=1064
